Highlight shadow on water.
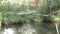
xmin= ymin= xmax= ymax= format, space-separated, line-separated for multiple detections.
xmin=1 ymin=21 xmax=59 ymax=34
xmin=2 ymin=22 xmax=23 ymax=29
xmin=30 ymin=18 xmax=58 ymax=34
xmin=2 ymin=22 xmax=37 ymax=34
xmin=2 ymin=22 xmax=24 ymax=34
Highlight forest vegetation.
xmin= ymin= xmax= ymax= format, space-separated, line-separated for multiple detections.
xmin=0 ymin=0 xmax=60 ymax=34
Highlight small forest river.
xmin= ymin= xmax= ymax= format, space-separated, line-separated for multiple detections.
xmin=2 ymin=23 xmax=37 ymax=34
xmin=1 ymin=22 xmax=59 ymax=34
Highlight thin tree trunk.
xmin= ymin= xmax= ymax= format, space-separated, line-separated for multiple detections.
xmin=55 ymin=23 xmax=59 ymax=34
xmin=0 ymin=12 xmax=2 ymax=34
xmin=0 ymin=12 xmax=2 ymax=27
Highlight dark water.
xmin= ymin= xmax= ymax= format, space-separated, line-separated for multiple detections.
xmin=1 ymin=23 xmax=59 ymax=34
xmin=2 ymin=23 xmax=37 ymax=34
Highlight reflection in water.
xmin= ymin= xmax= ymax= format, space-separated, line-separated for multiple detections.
xmin=2 ymin=28 xmax=15 ymax=34
xmin=19 ymin=24 xmax=36 ymax=34
xmin=2 ymin=24 xmax=37 ymax=34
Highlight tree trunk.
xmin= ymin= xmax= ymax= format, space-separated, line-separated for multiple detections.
xmin=55 ymin=23 xmax=59 ymax=34
xmin=0 ymin=12 xmax=2 ymax=34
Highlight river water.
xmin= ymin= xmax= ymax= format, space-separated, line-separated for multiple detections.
xmin=2 ymin=23 xmax=37 ymax=34
xmin=1 ymin=22 xmax=59 ymax=34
